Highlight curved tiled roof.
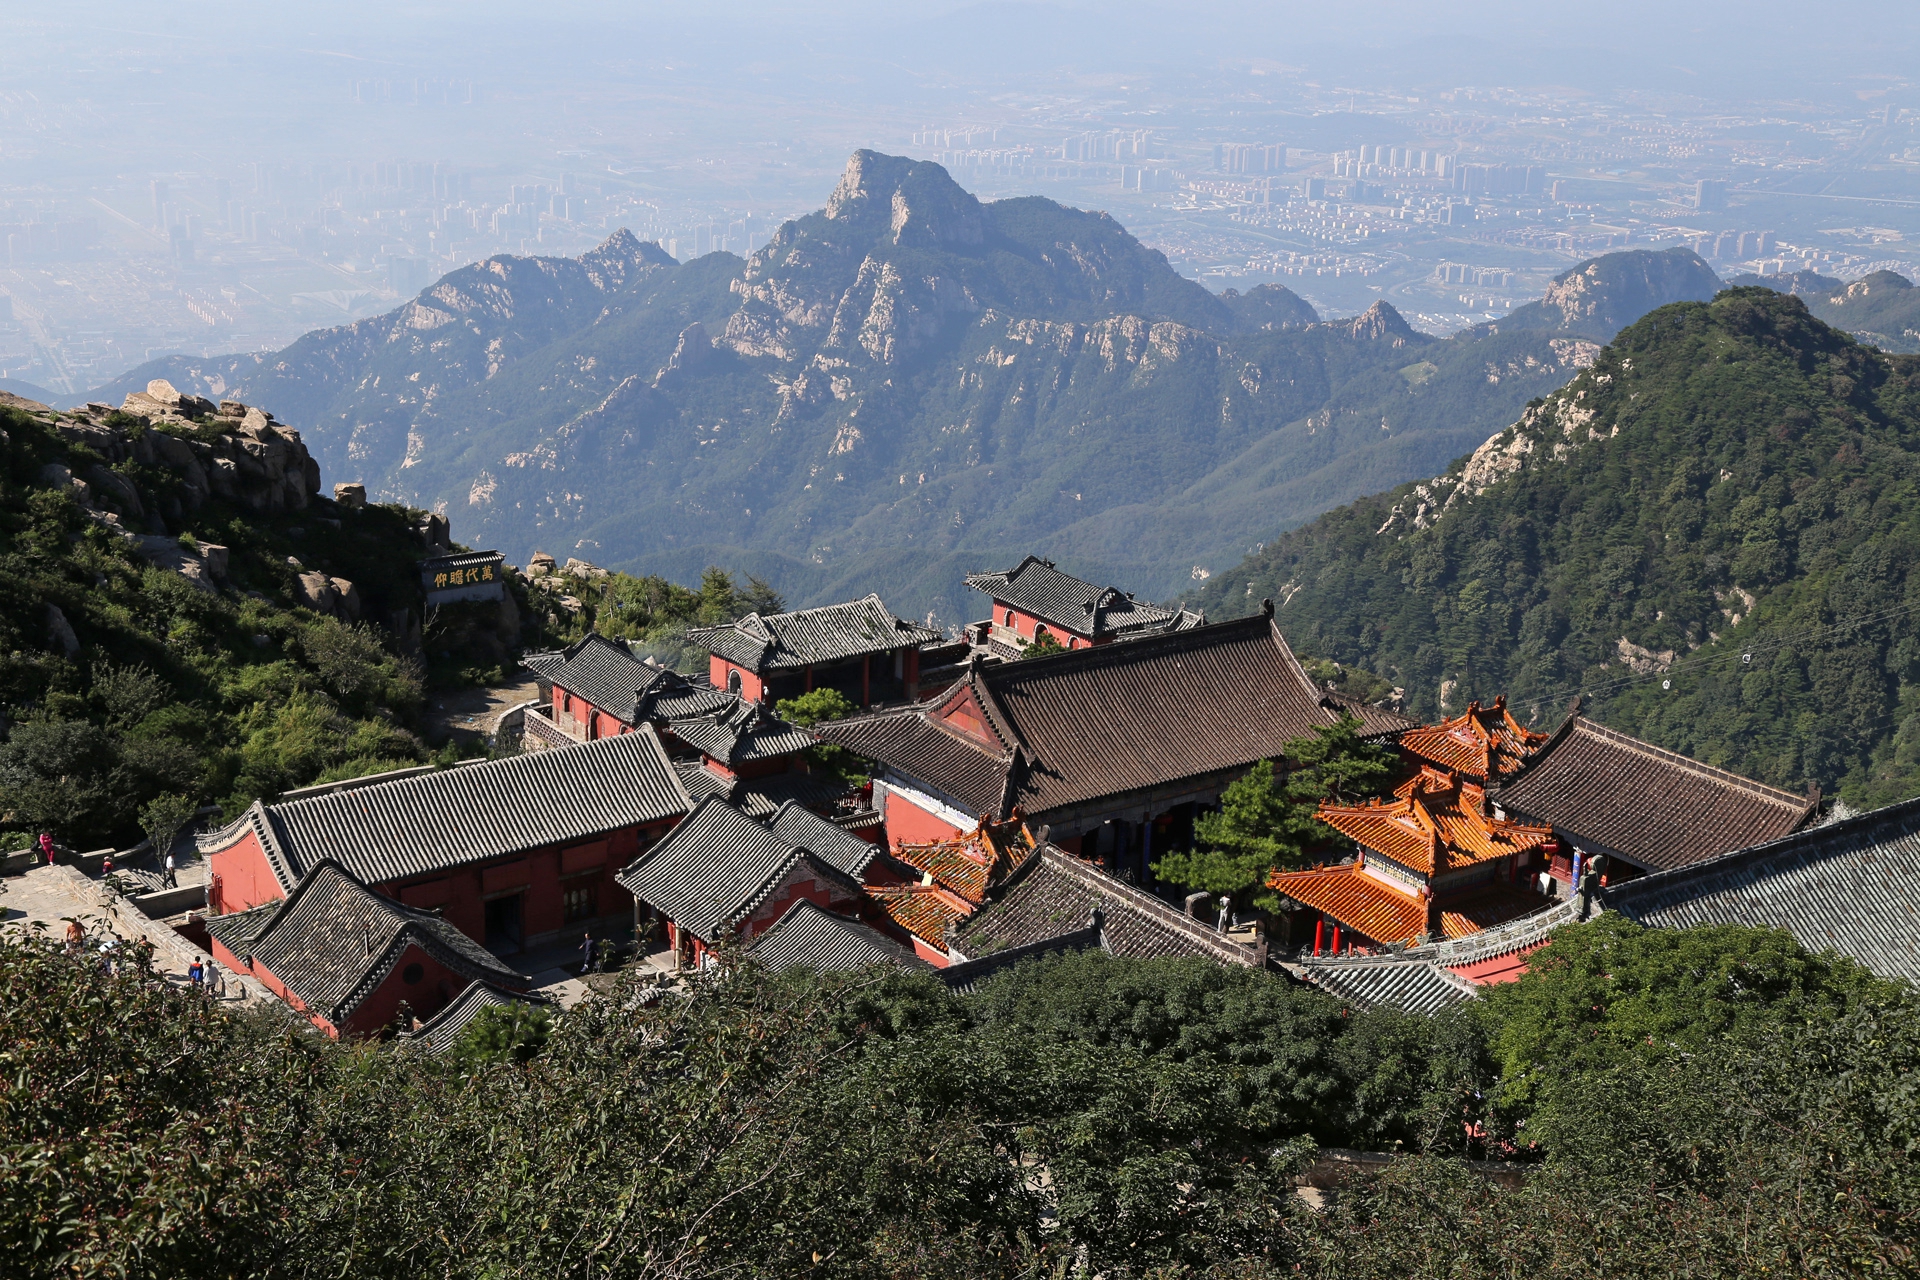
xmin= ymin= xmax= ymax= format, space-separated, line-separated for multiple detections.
xmin=667 ymin=701 xmax=814 ymax=767
xmin=768 ymin=801 xmax=885 ymax=881
xmin=1397 ymin=697 xmax=1549 ymax=783
xmin=691 ymin=594 xmax=940 ymax=674
xmin=954 ymin=847 xmax=1262 ymax=966
xmin=939 ymin=921 xmax=1105 ymax=995
xmin=1269 ymin=863 xmax=1546 ymax=947
xmin=965 ymin=556 xmax=1189 ymax=638
xmin=262 ymin=728 xmax=692 ymax=886
xmin=205 ymin=862 xmax=526 ymax=1028
xmin=1498 ymin=713 xmax=1815 ymax=872
xmin=617 ymin=797 xmax=860 ymax=942
xmin=1603 ymin=794 xmax=1920 ymax=983
xmin=747 ymin=901 xmax=927 ymax=973
xmin=1292 ymin=958 xmax=1479 ymax=1015
xmin=1317 ymin=770 xmax=1553 ymax=875
xmin=543 ymin=634 xmax=733 ymax=724
xmin=818 ymin=711 xmax=1012 ymax=817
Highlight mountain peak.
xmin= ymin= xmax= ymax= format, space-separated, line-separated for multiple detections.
xmin=1334 ymin=300 xmax=1416 ymax=343
xmin=823 ymin=150 xmax=984 ymax=247
xmin=579 ymin=228 xmax=677 ymax=291
xmin=1506 ymin=247 xmax=1720 ymax=339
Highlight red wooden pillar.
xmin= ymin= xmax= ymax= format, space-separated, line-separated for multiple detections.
xmin=1330 ymin=924 xmax=1341 ymax=954
xmin=1313 ymin=918 xmax=1324 ymax=956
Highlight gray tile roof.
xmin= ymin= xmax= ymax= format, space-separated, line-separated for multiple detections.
xmin=255 ymin=727 xmax=692 ymax=890
xmin=1291 ymin=958 xmax=1479 ymax=1015
xmin=672 ymin=762 xmax=858 ymax=823
xmin=746 ymin=901 xmax=928 ymax=973
xmin=966 ymin=556 xmax=1192 ymax=639
xmin=820 ymin=615 xmax=1410 ymax=822
xmin=399 ymin=980 xmax=553 ymax=1054
xmin=938 ymin=920 xmax=1105 ymax=996
xmin=667 ymin=699 xmax=815 ymax=767
xmin=543 ymin=634 xmax=733 ymax=725
xmin=768 ymin=800 xmax=886 ymax=881
xmin=205 ymin=861 xmax=527 ymax=1028
xmin=616 ymin=797 xmax=862 ymax=942
xmin=816 ymin=710 xmax=1011 ymax=817
xmin=690 ymin=594 xmax=941 ymax=673
xmin=1499 ymin=712 xmax=1815 ymax=873
xmin=1603 ymin=794 xmax=1920 ymax=984
xmin=954 ymin=846 xmax=1263 ymax=967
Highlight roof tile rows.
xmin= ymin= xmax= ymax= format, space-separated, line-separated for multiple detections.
xmin=537 ymin=634 xmax=735 ymax=725
xmin=1316 ymin=768 xmax=1553 ymax=875
xmin=1499 ymin=713 xmax=1814 ymax=872
xmin=250 ymin=728 xmax=692 ymax=890
xmin=1269 ymin=863 xmax=1545 ymax=948
xmin=617 ymin=796 xmax=863 ymax=943
xmin=1291 ymin=958 xmax=1479 ymax=1016
xmin=666 ymin=700 xmax=816 ymax=766
xmin=965 ymin=556 xmax=1198 ymax=639
xmin=691 ymin=594 xmax=940 ymax=674
xmin=1397 ymin=697 xmax=1550 ymax=783
xmin=205 ymin=862 xmax=526 ymax=1027
xmin=954 ymin=846 xmax=1263 ymax=966
xmin=1604 ymin=794 xmax=1920 ymax=984
xmin=892 ymin=818 xmax=1039 ymax=905
xmin=747 ymin=900 xmax=929 ymax=973
xmin=819 ymin=615 xmax=1417 ymax=822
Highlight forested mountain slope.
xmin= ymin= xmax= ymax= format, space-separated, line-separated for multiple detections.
xmin=92 ymin=155 xmax=1710 ymax=624
xmin=1195 ymin=288 xmax=1920 ymax=807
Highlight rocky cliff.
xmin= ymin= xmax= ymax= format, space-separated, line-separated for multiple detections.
xmin=1500 ymin=247 xmax=1722 ymax=339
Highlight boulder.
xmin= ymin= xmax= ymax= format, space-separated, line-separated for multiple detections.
xmin=36 ymin=462 xmax=73 ymax=491
xmin=330 ymin=577 xmax=362 ymax=623
xmin=294 ymin=572 xmax=339 ymax=614
xmin=82 ymin=465 xmax=144 ymax=519
xmin=45 ymin=604 xmax=79 ymax=657
xmin=333 ymin=482 xmax=367 ymax=509
xmin=527 ymin=551 xmax=557 ymax=576
xmin=199 ymin=543 xmax=230 ymax=580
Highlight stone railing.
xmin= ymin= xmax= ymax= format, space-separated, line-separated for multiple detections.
xmin=521 ymin=705 xmax=582 ymax=752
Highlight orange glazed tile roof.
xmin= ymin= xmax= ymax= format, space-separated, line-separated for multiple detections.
xmin=1271 ymin=864 xmax=1427 ymax=945
xmin=868 ymin=885 xmax=973 ymax=947
xmin=1315 ymin=768 xmax=1553 ymax=875
xmin=1270 ymin=864 xmax=1550 ymax=947
xmin=1398 ymin=696 xmax=1550 ymax=784
xmin=893 ymin=818 xmax=1038 ymax=906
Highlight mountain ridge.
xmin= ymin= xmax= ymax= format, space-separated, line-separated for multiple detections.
xmin=1193 ymin=287 xmax=1920 ymax=808
xmin=88 ymin=154 xmax=1719 ymax=624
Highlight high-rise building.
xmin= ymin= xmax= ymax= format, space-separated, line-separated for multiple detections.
xmin=150 ymin=180 xmax=168 ymax=228
xmin=1695 ymin=179 xmax=1727 ymax=211
xmin=1304 ymin=177 xmax=1327 ymax=200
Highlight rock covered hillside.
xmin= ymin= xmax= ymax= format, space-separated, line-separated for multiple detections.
xmin=1195 ymin=287 xmax=1920 ymax=807
xmin=96 ymin=154 xmax=1710 ymax=624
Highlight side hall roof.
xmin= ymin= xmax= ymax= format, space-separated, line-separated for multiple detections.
xmin=1603 ymin=794 xmax=1920 ymax=984
xmin=954 ymin=845 xmax=1263 ymax=967
xmin=747 ymin=901 xmax=928 ymax=974
xmin=1397 ymin=696 xmax=1550 ymax=784
xmin=1498 ymin=710 xmax=1815 ymax=873
xmin=965 ymin=556 xmax=1197 ymax=638
xmin=205 ymin=861 xmax=526 ymax=1028
xmin=617 ymin=796 xmax=861 ymax=943
xmin=539 ymin=633 xmax=733 ymax=724
xmin=691 ymin=594 xmax=940 ymax=674
xmin=209 ymin=727 xmax=693 ymax=892
xmin=667 ymin=700 xmax=815 ymax=767
xmin=1291 ymin=957 xmax=1479 ymax=1016
xmin=818 ymin=613 xmax=1416 ymax=821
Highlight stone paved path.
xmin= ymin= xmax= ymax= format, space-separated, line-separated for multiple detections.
xmin=0 ymin=863 xmax=273 ymax=1003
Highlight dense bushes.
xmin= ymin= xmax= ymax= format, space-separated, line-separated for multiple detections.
xmin=5 ymin=914 xmax=1912 ymax=1278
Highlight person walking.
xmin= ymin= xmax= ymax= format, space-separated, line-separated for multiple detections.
xmin=163 ymin=850 xmax=178 ymax=889
xmin=63 ymin=919 xmax=84 ymax=956
xmin=580 ymin=931 xmax=595 ymax=975
xmin=206 ymin=961 xmax=225 ymax=999
xmin=38 ymin=832 xmax=56 ymax=865
xmin=188 ymin=956 xmax=204 ymax=988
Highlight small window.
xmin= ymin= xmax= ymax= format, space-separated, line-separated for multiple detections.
xmin=1004 ymin=609 xmax=1015 ymax=627
xmin=564 ymin=885 xmax=597 ymax=923
xmin=401 ymin=962 xmax=424 ymax=985
xmin=726 ymin=668 xmax=742 ymax=695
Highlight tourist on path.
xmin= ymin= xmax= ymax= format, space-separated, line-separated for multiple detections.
xmin=38 ymin=832 xmax=56 ymax=865
xmin=163 ymin=851 xmax=178 ymax=889
xmin=188 ymin=956 xmax=204 ymax=988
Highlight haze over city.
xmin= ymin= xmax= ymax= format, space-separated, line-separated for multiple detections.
xmin=5 ymin=0 xmax=1920 ymax=398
